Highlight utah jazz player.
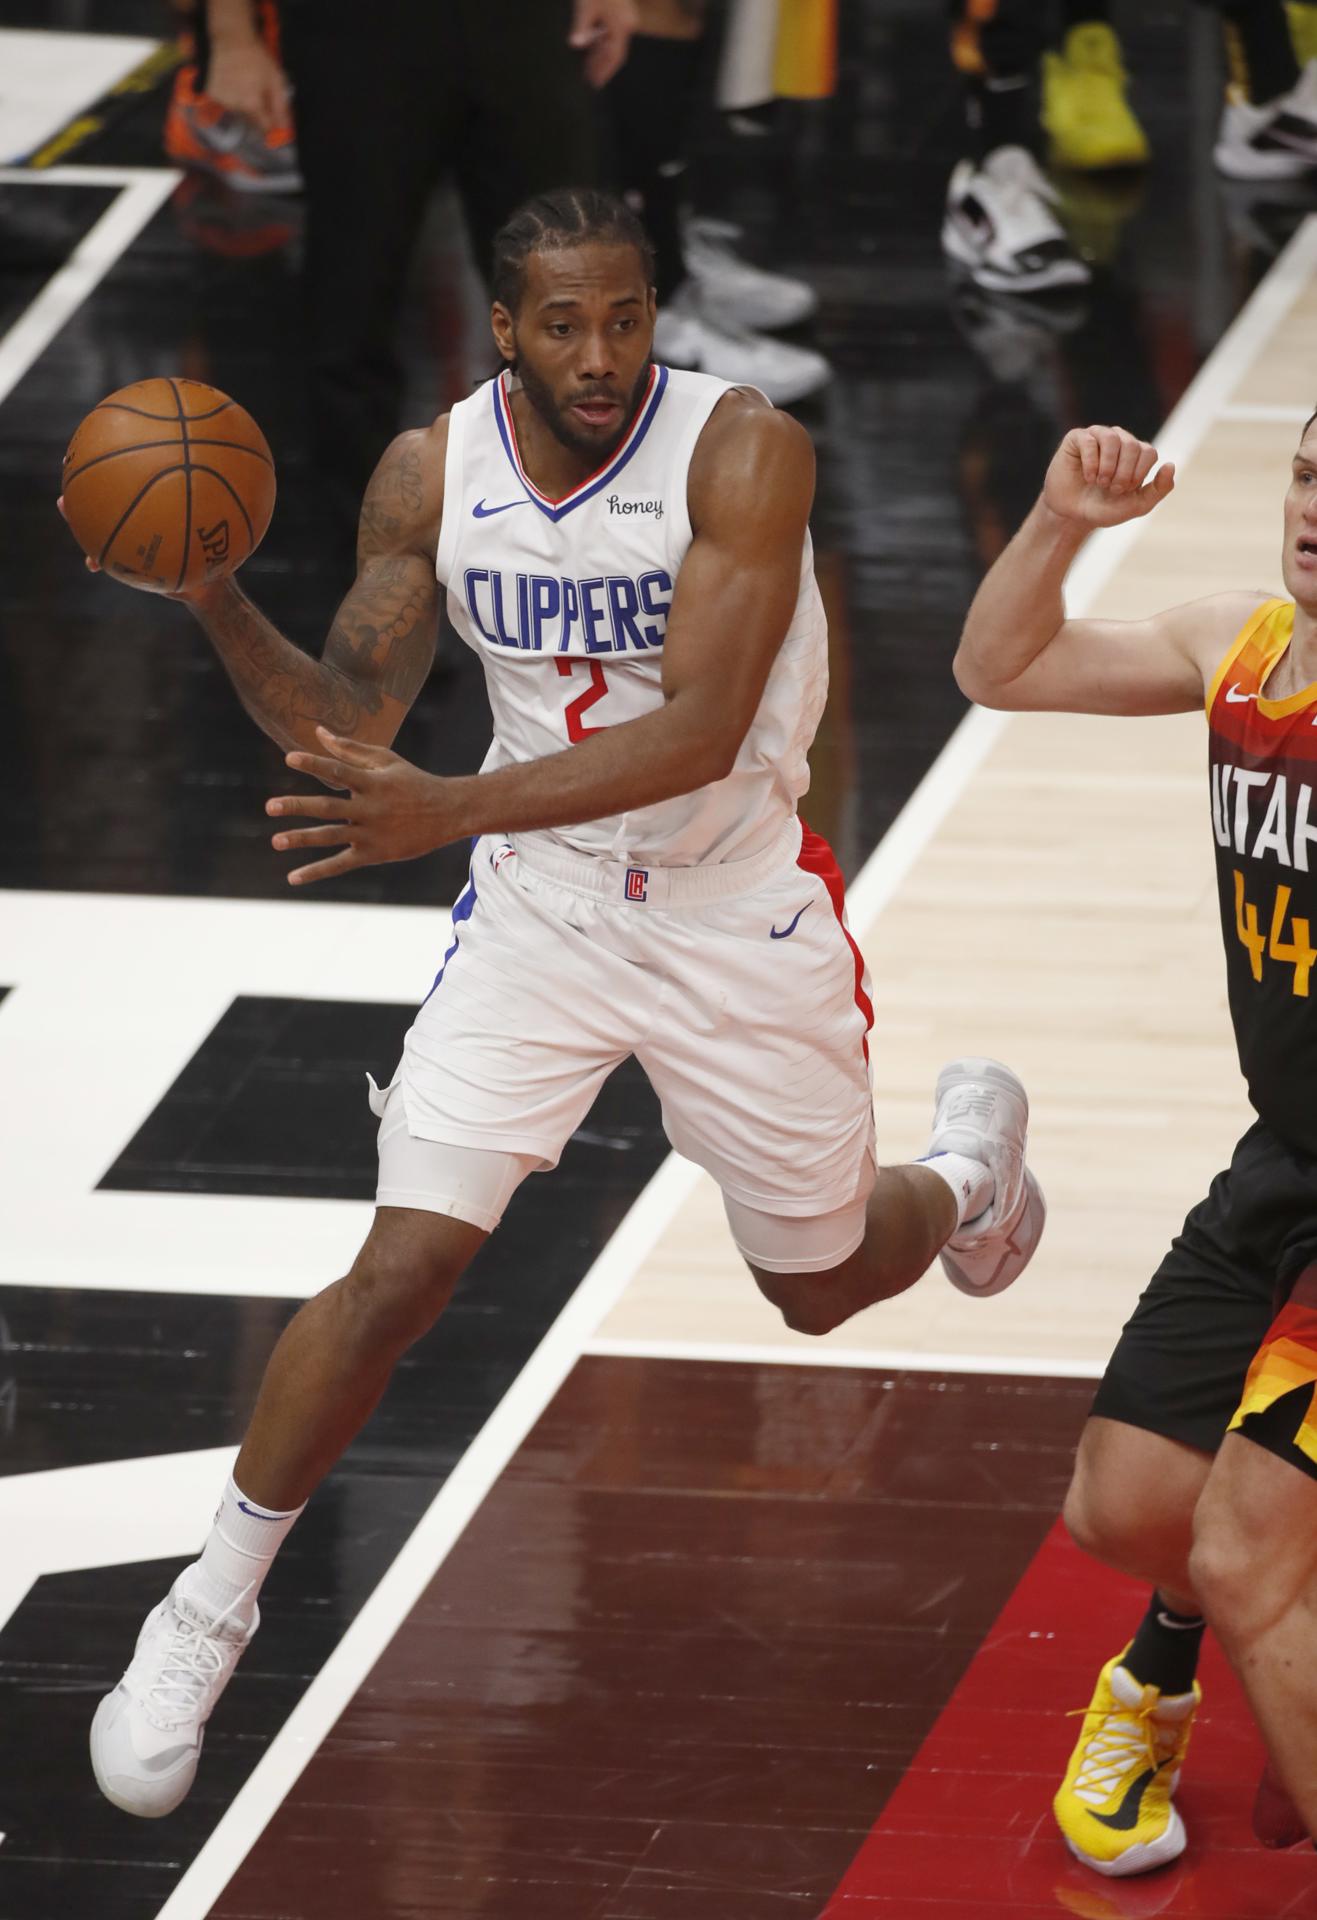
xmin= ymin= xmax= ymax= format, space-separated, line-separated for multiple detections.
xmin=955 ymin=410 xmax=1317 ymax=1874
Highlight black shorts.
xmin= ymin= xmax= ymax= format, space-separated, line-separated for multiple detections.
xmin=1092 ymin=1118 xmax=1317 ymax=1477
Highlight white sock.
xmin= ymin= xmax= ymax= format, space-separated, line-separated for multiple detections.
xmin=916 ymin=1151 xmax=994 ymax=1229
xmin=187 ymin=1475 xmax=305 ymax=1626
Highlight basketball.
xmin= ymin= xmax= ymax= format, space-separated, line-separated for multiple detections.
xmin=61 ymin=377 xmax=276 ymax=595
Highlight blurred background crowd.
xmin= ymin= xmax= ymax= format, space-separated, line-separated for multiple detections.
xmin=133 ymin=0 xmax=1317 ymax=555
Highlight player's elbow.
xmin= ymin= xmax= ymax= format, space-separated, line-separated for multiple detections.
xmin=953 ymin=649 xmax=1016 ymax=711
xmin=666 ymin=697 xmax=743 ymax=786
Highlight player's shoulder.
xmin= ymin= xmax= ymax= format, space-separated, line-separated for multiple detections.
xmin=687 ymin=385 xmax=814 ymax=509
xmin=1164 ymin=588 xmax=1282 ymax=691
xmin=695 ymin=384 xmax=812 ymax=454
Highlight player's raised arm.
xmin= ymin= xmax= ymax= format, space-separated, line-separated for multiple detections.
xmin=180 ymin=425 xmax=445 ymax=755
xmin=954 ymin=425 xmax=1257 ymax=717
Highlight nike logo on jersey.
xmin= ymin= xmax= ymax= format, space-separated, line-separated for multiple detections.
xmin=472 ymin=498 xmax=527 ymax=519
xmin=1091 ymin=1762 xmax=1173 ymax=1833
xmin=1225 ymin=684 xmax=1258 ymax=704
xmin=770 ymin=904 xmax=812 ymax=939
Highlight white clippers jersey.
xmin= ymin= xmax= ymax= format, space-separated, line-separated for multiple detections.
xmin=435 ymin=364 xmax=828 ymax=867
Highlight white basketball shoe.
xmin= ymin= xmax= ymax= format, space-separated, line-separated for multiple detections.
xmin=943 ymin=145 xmax=1091 ymax=293
xmin=654 ymin=284 xmax=831 ymax=405
xmin=1214 ymin=61 xmax=1317 ymax=179
xmin=926 ymin=1057 xmax=1047 ymax=1296
xmin=683 ymin=215 xmax=820 ymax=331
xmin=90 ymin=1567 xmax=257 ymax=1817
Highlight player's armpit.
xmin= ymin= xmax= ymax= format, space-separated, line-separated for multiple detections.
xmin=660 ymin=395 xmax=815 ymax=770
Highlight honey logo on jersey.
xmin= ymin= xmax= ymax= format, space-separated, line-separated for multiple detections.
xmin=606 ymin=493 xmax=663 ymax=521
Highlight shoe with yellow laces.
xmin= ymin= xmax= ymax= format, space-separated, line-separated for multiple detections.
xmin=1054 ymin=1648 xmax=1199 ymax=1877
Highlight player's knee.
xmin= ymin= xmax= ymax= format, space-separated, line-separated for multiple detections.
xmin=1061 ymin=1469 xmax=1139 ymax=1568
xmin=1187 ymin=1512 xmax=1268 ymax=1637
xmin=340 ymin=1233 xmax=466 ymax=1352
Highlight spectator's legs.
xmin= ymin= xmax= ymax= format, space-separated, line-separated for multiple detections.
xmin=1211 ymin=0 xmax=1317 ymax=177
xmin=943 ymin=2 xmax=1090 ymax=294
xmin=281 ymin=2 xmax=454 ymax=556
xmin=950 ymin=0 xmax=1041 ymax=162
xmin=1220 ymin=0 xmax=1302 ymax=102
xmin=603 ymin=2 xmax=830 ymax=401
xmin=605 ymin=18 xmax=707 ymax=303
xmin=455 ymin=0 xmax=601 ymax=289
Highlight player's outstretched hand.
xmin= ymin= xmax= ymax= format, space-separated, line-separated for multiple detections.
xmin=1042 ymin=426 xmax=1175 ymax=529
xmin=267 ymin=727 xmax=458 ymax=885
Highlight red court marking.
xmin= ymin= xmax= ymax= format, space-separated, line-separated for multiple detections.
xmin=821 ymin=1519 xmax=1317 ymax=1920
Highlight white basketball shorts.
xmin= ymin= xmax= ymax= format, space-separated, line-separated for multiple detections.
xmin=373 ymin=819 xmax=877 ymax=1262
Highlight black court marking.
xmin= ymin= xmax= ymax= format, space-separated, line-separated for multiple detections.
xmin=99 ymin=995 xmax=410 ymax=1199
xmin=19 ymin=40 xmax=180 ymax=171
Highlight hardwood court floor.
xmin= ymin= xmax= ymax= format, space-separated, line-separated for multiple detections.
xmin=594 ymin=228 xmax=1317 ymax=1381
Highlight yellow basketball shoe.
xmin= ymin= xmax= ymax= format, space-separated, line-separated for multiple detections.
xmin=1043 ymin=24 xmax=1151 ymax=171
xmin=1054 ymin=1649 xmax=1199 ymax=1877
xmin=1289 ymin=4 xmax=1317 ymax=67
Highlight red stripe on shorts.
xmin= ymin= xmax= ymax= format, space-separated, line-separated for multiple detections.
xmin=797 ymin=823 xmax=874 ymax=1063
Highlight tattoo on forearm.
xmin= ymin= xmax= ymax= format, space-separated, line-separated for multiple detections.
xmin=324 ymin=578 xmax=435 ymax=708
xmin=193 ymin=588 xmax=377 ymax=748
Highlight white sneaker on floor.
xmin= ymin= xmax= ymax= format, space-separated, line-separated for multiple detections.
xmin=1214 ymin=62 xmax=1317 ymax=179
xmin=655 ymin=284 xmax=830 ymax=404
xmin=926 ymin=1057 xmax=1047 ymax=1297
xmin=684 ymin=215 xmax=820 ymax=330
xmin=943 ymin=146 xmax=1091 ymax=293
xmin=90 ymin=1567 xmax=257 ymax=1817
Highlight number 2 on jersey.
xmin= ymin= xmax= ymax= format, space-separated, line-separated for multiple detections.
xmin=557 ymin=658 xmax=609 ymax=742
xmin=1233 ymin=869 xmax=1316 ymax=996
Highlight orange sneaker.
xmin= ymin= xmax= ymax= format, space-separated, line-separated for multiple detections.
xmin=163 ymin=63 xmax=301 ymax=194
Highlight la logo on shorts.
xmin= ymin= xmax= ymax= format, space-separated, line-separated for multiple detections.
xmin=625 ymin=867 xmax=648 ymax=903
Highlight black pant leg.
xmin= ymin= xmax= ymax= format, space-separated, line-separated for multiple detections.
xmin=949 ymin=0 xmax=1048 ymax=156
xmin=280 ymin=1 xmax=455 ymax=547
xmin=455 ymin=0 xmax=601 ymax=287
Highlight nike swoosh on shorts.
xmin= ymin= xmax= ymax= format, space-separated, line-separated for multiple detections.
xmin=770 ymin=904 xmax=812 ymax=940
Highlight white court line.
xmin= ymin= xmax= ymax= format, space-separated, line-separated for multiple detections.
xmin=151 ymin=216 xmax=1317 ymax=1920
xmin=1219 ymin=402 xmax=1313 ymax=423
xmin=584 ymin=1336 xmax=1103 ymax=1379
xmin=0 ymin=165 xmax=180 ymax=409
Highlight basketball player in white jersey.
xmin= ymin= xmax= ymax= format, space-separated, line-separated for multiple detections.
xmin=83 ymin=190 xmax=1045 ymax=1818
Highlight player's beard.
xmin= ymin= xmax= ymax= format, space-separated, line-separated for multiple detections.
xmin=516 ymin=356 xmax=653 ymax=461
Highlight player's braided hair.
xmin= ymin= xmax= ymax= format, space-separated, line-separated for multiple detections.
xmin=491 ymin=189 xmax=655 ymax=313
